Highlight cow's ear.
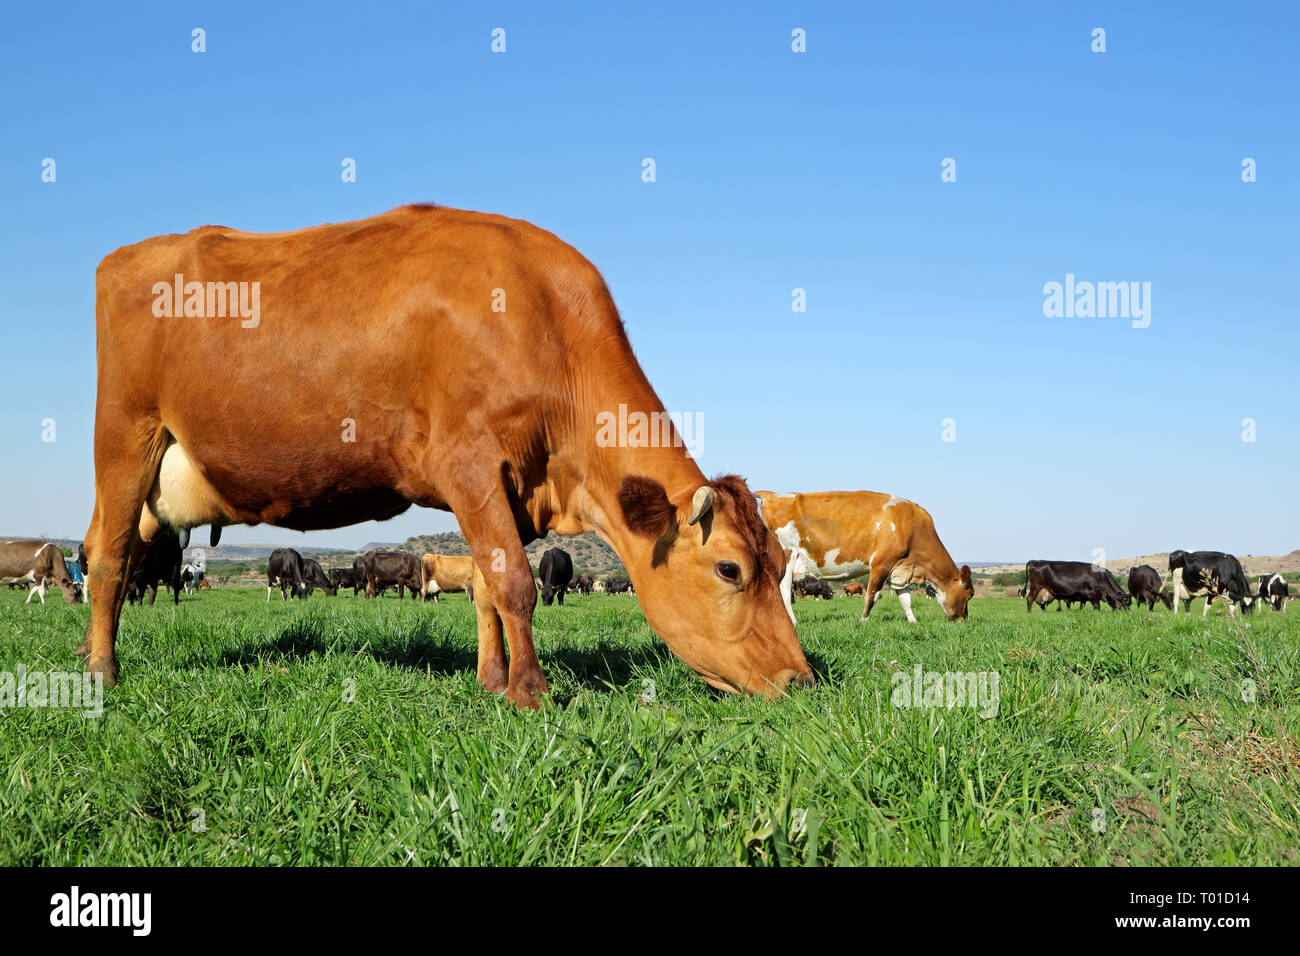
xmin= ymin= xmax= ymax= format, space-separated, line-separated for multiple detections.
xmin=960 ymin=565 xmax=971 ymax=583
xmin=618 ymin=476 xmax=678 ymax=540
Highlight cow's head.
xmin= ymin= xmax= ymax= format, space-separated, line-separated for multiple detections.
xmin=935 ymin=565 xmax=973 ymax=619
xmin=616 ymin=474 xmax=814 ymax=697
xmin=60 ymin=578 xmax=84 ymax=604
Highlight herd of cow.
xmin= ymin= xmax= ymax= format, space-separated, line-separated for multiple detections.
xmin=14 ymin=204 xmax=1296 ymax=709
xmin=1016 ymin=552 xmax=1289 ymax=617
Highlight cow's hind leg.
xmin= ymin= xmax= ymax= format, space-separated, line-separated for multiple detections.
xmin=860 ymin=565 xmax=892 ymax=621
xmin=78 ymin=427 xmax=168 ymax=685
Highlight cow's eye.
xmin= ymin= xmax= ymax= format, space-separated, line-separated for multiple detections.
xmin=715 ymin=561 xmax=741 ymax=584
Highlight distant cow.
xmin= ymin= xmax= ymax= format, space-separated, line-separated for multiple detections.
xmin=1169 ymin=550 xmax=1254 ymax=616
xmin=127 ymin=531 xmax=184 ymax=606
xmin=420 ymin=554 xmax=476 ymax=603
xmin=329 ymin=567 xmax=358 ymax=592
xmin=1257 ymin=572 xmax=1289 ymax=612
xmin=0 ymin=540 xmax=83 ymax=605
xmin=573 ymin=574 xmax=594 ymax=595
xmin=604 ymin=577 xmax=633 ymax=595
xmin=364 ymin=550 xmax=421 ymax=600
xmin=794 ymin=579 xmax=833 ymax=600
xmin=267 ymin=548 xmax=311 ymax=601
xmin=592 ymin=579 xmax=607 ymax=594
xmin=352 ymin=556 xmax=368 ymax=596
xmin=1025 ymin=561 xmax=1130 ymax=612
xmin=1127 ymin=565 xmax=1173 ymax=611
xmin=301 ymin=558 xmax=338 ymax=596
xmin=842 ymin=582 xmax=864 ymax=597
xmin=538 ymin=548 xmax=574 ymax=606
xmin=755 ymin=490 xmax=972 ymax=623
xmin=1017 ymin=584 xmax=1070 ymax=612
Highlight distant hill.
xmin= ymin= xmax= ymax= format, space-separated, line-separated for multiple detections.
xmin=398 ymin=531 xmax=626 ymax=577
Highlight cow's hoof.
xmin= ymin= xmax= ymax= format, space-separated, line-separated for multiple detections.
xmin=87 ymin=656 xmax=119 ymax=687
xmin=506 ymin=673 xmax=548 ymax=710
xmin=477 ymin=661 xmax=509 ymax=696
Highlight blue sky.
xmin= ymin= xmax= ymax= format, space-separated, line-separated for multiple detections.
xmin=2 ymin=1 xmax=1296 ymax=561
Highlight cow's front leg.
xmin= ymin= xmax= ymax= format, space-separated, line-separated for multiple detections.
xmin=445 ymin=481 xmax=545 ymax=707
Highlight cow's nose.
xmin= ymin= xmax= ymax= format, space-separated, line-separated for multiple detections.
xmin=777 ymin=667 xmax=815 ymax=691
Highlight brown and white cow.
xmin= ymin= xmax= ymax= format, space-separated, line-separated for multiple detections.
xmin=0 ymin=540 xmax=83 ymax=605
xmin=754 ymin=491 xmax=972 ymax=622
xmin=420 ymin=554 xmax=476 ymax=603
xmin=78 ymin=205 xmax=812 ymax=707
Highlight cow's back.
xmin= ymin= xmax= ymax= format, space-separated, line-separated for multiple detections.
xmin=95 ymin=206 xmax=619 ymax=528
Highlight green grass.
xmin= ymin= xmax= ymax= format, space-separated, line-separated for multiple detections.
xmin=1 ymin=587 xmax=1296 ymax=865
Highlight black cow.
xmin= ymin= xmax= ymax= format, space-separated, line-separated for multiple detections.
xmin=604 ymin=577 xmax=634 ymax=595
xmin=352 ymin=555 xmax=369 ymax=596
xmin=1025 ymin=561 xmax=1130 ymax=612
xmin=1257 ymin=572 xmax=1289 ymax=612
xmin=573 ymin=574 xmax=594 ymax=595
xmin=330 ymin=567 xmax=358 ymax=593
xmin=1169 ymin=550 xmax=1254 ymax=616
xmin=127 ymin=531 xmax=184 ymax=606
xmin=301 ymin=558 xmax=338 ymax=597
xmin=538 ymin=548 xmax=574 ymax=606
xmin=1127 ymin=565 xmax=1172 ymax=611
xmin=363 ymin=550 xmax=421 ymax=600
xmin=267 ymin=548 xmax=311 ymax=600
xmin=794 ymin=579 xmax=833 ymax=600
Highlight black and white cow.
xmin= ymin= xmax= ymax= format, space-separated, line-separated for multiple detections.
xmin=1168 ymin=550 xmax=1254 ymax=616
xmin=267 ymin=548 xmax=311 ymax=601
xmin=1257 ymin=573 xmax=1289 ymax=612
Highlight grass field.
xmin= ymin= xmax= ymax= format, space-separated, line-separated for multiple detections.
xmin=1 ymin=586 xmax=1296 ymax=866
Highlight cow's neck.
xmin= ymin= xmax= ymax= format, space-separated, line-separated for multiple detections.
xmin=529 ymin=367 xmax=706 ymax=563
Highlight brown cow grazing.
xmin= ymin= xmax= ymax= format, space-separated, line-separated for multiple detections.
xmin=76 ymin=205 xmax=813 ymax=706
xmin=755 ymin=491 xmax=972 ymax=622
xmin=420 ymin=554 xmax=476 ymax=603
xmin=0 ymin=540 xmax=83 ymax=604
xmin=842 ymin=582 xmax=864 ymax=597
xmin=363 ymin=550 xmax=422 ymax=600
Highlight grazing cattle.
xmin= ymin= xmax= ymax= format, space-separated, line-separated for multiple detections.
xmin=420 ymin=554 xmax=476 ymax=603
xmin=1017 ymin=584 xmax=1066 ymax=612
xmin=0 ymin=540 xmax=83 ymax=605
xmin=538 ymin=548 xmax=574 ymax=606
xmin=180 ymin=563 xmax=204 ymax=594
xmin=1025 ymin=561 xmax=1130 ymax=612
xmin=301 ymin=557 xmax=338 ymax=596
xmin=363 ymin=550 xmax=421 ymax=600
xmin=842 ymin=581 xmax=864 ymax=597
xmin=604 ymin=578 xmax=634 ymax=595
xmin=267 ymin=548 xmax=311 ymax=600
xmin=794 ymin=579 xmax=833 ymax=600
xmin=1127 ymin=565 xmax=1172 ymax=611
xmin=351 ymin=556 xmax=368 ymax=596
xmin=1257 ymin=572 xmax=1289 ymax=612
xmin=573 ymin=574 xmax=594 ymax=595
xmin=77 ymin=205 xmax=810 ymax=705
xmin=755 ymin=491 xmax=972 ymax=623
xmin=592 ymin=579 xmax=607 ymax=594
xmin=329 ymin=567 xmax=357 ymax=592
xmin=127 ymin=531 xmax=184 ymax=606
xmin=1169 ymin=550 xmax=1254 ymax=616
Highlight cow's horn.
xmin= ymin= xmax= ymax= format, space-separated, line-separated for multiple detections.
xmin=688 ymin=486 xmax=716 ymax=526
